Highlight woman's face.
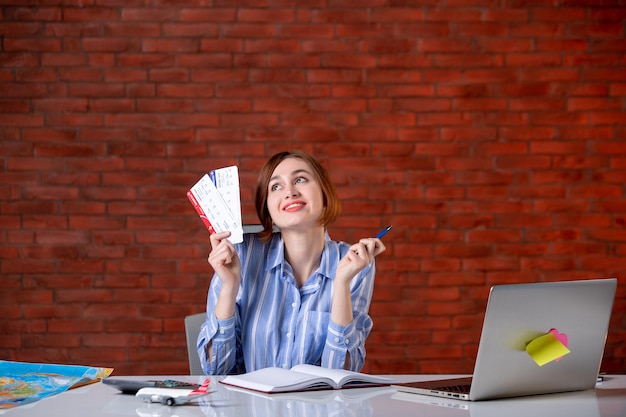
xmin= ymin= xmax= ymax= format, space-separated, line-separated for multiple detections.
xmin=266 ymin=157 xmax=324 ymax=232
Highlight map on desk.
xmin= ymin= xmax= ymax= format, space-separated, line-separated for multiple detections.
xmin=0 ymin=360 xmax=113 ymax=410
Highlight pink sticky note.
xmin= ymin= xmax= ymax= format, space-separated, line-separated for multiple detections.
xmin=549 ymin=328 xmax=568 ymax=361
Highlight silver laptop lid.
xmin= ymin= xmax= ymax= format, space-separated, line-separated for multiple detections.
xmin=469 ymin=278 xmax=617 ymax=400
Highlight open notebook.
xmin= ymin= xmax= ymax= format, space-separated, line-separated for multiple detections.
xmin=393 ymin=278 xmax=617 ymax=401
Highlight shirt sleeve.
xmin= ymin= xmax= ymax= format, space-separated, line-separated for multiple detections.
xmin=196 ymin=272 xmax=246 ymax=375
xmin=322 ymin=260 xmax=375 ymax=371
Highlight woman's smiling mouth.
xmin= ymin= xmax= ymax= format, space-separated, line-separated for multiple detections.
xmin=283 ymin=202 xmax=305 ymax=211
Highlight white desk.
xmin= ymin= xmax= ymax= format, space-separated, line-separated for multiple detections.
xmin=3 ymin=374 xmax=626 ymax=417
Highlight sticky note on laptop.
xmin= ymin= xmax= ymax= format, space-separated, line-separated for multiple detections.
xmin=526 ymin=329 xmax=571 ymax=366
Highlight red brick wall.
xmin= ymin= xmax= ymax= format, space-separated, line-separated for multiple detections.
xmin=1 ymin=2 xmax=625 ymax=375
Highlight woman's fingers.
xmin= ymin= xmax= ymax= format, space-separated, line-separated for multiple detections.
xmin=209 ymin=231 xmax=231 ymax=249
xmin=356 ymin=237 xmax=386 ymax=258
xmin=208 ymin=232 xmax=237 ymax=267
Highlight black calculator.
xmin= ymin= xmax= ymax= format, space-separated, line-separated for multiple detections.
xmin=102 ymin=378 xmax=200 ymax=394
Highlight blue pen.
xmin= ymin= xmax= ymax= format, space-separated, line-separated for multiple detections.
xmin=375 ymin=225 xmax=392 ymax=239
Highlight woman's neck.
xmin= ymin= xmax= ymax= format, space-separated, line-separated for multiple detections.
xmin=281 ymin=227 xmax=325 ymax=287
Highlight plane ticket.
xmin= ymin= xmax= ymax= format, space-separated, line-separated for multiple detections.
xmin=187 ymin=165 xmax=243 ymax=244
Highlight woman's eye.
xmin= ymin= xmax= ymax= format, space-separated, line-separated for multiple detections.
xmin=270 ymin=183 xmax=281 ymax=192
xmin=295 ymin=177 xmax=307 ymax=184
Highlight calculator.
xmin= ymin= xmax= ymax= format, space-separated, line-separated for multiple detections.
xmin=102 ymin=378 xmax=200 ymax=394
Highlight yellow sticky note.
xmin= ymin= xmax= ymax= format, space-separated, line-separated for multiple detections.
xmin=526 ymin=333 xmax=571 ymax=366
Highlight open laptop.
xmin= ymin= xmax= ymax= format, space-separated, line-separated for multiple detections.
xmin=391 ymin=389 xmax=601 ymax=417
xmin=392 ymin=278 xmax=617 ymax=401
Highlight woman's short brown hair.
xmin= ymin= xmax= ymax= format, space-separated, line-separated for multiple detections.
xmin=255 ymin=150 xmax=341 ymax=242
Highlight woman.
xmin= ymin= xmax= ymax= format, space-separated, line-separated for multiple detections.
xmin=197 ymin=151 xmax=386 ymax=375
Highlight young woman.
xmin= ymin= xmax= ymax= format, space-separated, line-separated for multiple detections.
xmin=197 ymin=151 xmax=386 ymax=375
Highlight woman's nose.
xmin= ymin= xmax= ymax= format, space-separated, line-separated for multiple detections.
xmin=285 ymin=185 xmax=299 ymax=198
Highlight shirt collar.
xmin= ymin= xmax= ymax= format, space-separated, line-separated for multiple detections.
xmin=265 ymin=233 xmax=285 ymax=272
xmin=265 ymin=231 xmax=337 ymax=281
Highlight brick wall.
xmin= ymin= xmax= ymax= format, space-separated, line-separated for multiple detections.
xmin=1 ymin=2 xmax=625 ymax=375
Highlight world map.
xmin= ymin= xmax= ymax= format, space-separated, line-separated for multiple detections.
xmin=0 ymin=361 xmax=113 ymax=410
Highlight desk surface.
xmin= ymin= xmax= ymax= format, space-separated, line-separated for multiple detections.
xmin=3 ymin=374 xmax=626 ymax=417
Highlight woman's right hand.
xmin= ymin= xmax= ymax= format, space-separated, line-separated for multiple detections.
xmin=207 ymin=231 xmax=241 ymax=290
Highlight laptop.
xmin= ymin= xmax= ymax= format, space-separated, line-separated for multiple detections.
xmin=391 ymin=389 xmax=601 ymax=417
xmin=392 ymin=278 xmax=617 ymax=401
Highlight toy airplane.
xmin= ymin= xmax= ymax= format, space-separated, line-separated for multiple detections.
xmin=136 ymin=378 xmax=212 ymax=406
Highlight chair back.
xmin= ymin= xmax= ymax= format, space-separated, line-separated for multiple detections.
xmin=184 ymin=313 xmax=206 ymax=375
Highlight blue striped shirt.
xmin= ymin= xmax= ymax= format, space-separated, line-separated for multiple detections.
xmin=196 ymin=232 xmax=376 ymax=375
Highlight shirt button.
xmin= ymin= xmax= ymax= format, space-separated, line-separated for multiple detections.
xmin=344 ymin=338 xmax=350 ymax=344
xmin=335 ymin=337 xmax=340 ymax=343
xmin=291 ymin=302 xmax=296 ymax=308
xmin=286 ymin=332 xmax=291 ymax=339
xmin=219 ymin=329 xmax=224 ymax=334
